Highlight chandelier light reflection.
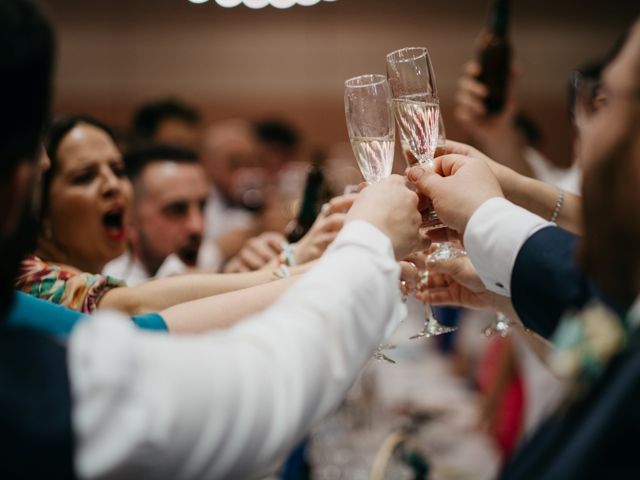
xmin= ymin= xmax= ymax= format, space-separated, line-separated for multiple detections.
xmin=188 ymin=0 xmax=337 ymax=8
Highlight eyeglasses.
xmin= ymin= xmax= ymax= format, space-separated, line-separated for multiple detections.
xmin=569 ymin=71 xmax=604 ymax=123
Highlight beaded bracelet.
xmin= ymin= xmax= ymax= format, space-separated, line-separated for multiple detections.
xmin=550 ymin=189 xmax=565 ymax=224
xmin=272 ymin=264 xmax=291 ymax=279
xmin=278 ymin=241 xmax=297 ymax=267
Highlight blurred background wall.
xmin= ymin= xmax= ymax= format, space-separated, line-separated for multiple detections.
xmin=43 ymin=0 xmax=637 ymax=166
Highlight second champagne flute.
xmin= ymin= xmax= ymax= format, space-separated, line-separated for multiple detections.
xmin=386 ymin=47 xmax=459 ymax=338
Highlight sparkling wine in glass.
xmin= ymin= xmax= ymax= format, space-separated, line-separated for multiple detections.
xmin=392 ymin=94 xmax=440 ymax=168
xmin=344 ymin=74 xmax=395 ymax=184
xmin=344 ymin=73 xmax=398 ymax=362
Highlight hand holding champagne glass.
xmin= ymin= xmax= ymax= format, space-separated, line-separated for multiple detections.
xmin=386 ymin=46 xmax=461 ymax=338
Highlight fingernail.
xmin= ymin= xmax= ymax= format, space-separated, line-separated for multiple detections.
xmin=408 ymin=166 xmax=424 ymax=181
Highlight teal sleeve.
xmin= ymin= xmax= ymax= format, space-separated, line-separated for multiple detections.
xmin=7 ymin=291 xmax=168 ymax=336
xmin=131 ymin=312 xmax=168 ymax=332
xmin=6 ymin=292 xmax=84 ymax=337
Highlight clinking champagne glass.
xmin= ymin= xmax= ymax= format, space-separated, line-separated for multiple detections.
xmin=344 ymin=73 xmax=397 ymax=363
xmin=344 ymin=74 xmax=395 ymax=184
xmin=386 ymin=47 xmax=461 ymax=338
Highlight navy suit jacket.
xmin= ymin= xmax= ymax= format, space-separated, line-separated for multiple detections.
xmin=501 ymin=225 xmax=640 ymax=478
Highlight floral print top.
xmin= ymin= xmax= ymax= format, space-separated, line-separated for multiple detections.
xmin=16 ymin=255 xmax=126 ymax=314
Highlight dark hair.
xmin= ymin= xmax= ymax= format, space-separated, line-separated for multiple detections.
xmin=46 ymin=115 xmax=116 ymax=163
xmin=131 ymin=99 xmax=201 ymax=141
xmin=0 ymin=0 xmax=55 ymax=316
xmin=0 ymin=0 xmax=55 ymax=176
xmin=254 ymin=119 xmax=300 ymax=152
xmin=42 ymin=115 xmax=117 ymax=220
xmin=123 ymin=144 xmax=198 ymax=183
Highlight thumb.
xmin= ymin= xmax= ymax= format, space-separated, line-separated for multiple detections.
xmin=407 ymin=165 xmax=444 ymax=199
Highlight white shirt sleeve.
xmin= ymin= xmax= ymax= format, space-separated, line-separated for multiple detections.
xmin=463 ymin=197 xmax=552 ymax=296
xmin=69 ymin=220 xmax=406 ymax=480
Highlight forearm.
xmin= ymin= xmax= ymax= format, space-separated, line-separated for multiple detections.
xmin=506 ymin=174 xmax=582 ymax=235
xmin=70 ymin=221 xmax=406 ymax=479
xmin=477 ymin=134 xmax=534 ymax=179
xmin=160 ymin=276 xmax=299 ymax=333
xmin=99 ymin=269 xmax=289 ymax=315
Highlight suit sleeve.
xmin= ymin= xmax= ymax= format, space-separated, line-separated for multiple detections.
xmin=463 ymin=198 xmax=597 ymax=338
xmin=511 ymin=226 xmax=595 ymax=337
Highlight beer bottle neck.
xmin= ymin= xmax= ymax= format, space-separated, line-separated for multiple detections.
xmin=488 ymin=0 xmax=509 ymax=38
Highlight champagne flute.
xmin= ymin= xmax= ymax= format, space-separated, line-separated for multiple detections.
xmin=386 ymin=47 xmax=460 ymax=338
xmin=344 ymin=73 xmax=398 ymax=362
xmin=344 ymin=74 xmax=395 ymax=184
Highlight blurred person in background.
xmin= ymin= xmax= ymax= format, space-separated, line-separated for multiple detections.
xmin=103 ymin=144 xmax=208 ymax=285
xmin=200 ymin=118 xmax=262 ymax=264
xmin=254 ymin=118 xmax=302 ymax=176
xmin=455 ymin=60 xmax=580 ymax=193
xmin=131 ymin=97 xmax=202 ymax=151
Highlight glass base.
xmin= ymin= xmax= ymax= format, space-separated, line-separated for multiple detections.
xmin=482 ymin=314 xmax=512 ymax=338
xmin=410 ymin=318 xmax=457 ymax=339
xmin=373 ymin=344 xmax=397 ymax=364
xmin=426 ymin=243 xmax=466 ymax=264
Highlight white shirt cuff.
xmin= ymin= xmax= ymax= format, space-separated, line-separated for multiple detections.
xmin=463 ymin=197 xmax=552 ymax=296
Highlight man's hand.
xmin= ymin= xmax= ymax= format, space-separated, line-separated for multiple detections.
xmin=346 ymin=175 xmax=421 ymax=260
xmin=407 ymin=153 xmax=504 ymax=234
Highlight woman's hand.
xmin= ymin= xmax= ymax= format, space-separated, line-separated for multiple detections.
xmin=292 ymin=193 xmax=357 ymax=265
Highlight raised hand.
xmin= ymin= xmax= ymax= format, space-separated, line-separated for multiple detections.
xmin=223 ymin=231 xmax=286 ymax=273
xmin=346 ymin=174 xmax=421 ymax=260
xmin=293 ymin=193 xmax=357 ymax=265
xmin=454 ymin=60 xmax=519 ymax=143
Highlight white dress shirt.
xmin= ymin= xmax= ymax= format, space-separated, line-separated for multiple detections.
xmin=463 ymin=197 xmax=553 ymax=296
xmin=103 ymin=251 xmax=191 ymax=286
xmin=69 ymin=220 xmax=405 ymax=479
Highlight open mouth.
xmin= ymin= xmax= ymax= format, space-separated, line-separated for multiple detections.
xmin=102 ymin=208 xmax=126 ymax=242
xmin=178 ymin=244 xmax=200 ymax=267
